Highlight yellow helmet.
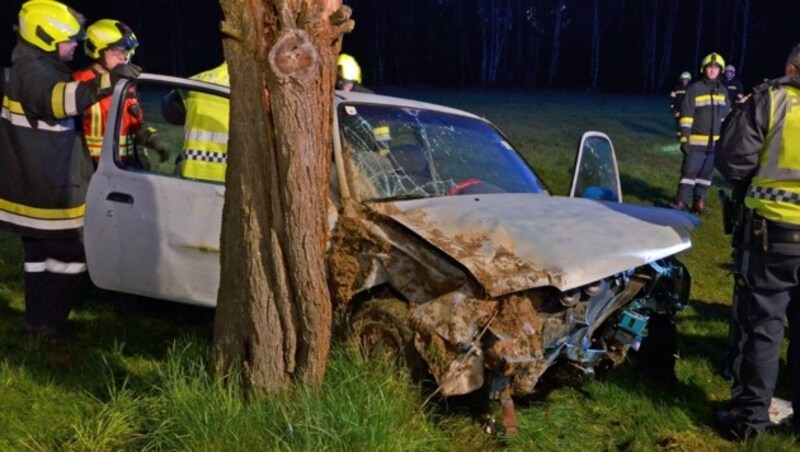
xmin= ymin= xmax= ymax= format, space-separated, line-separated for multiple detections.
xmin=337 ymin=53 xmax=362 ymax=84
xmin=18 ymin=0 xmax=84 ymax=52
xmin=85 ymin=19 xmax=138 ymax=60
xmin=700 ymin=52 xmax=725 ymax=73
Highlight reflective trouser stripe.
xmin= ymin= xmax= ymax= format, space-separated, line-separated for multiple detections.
xmin=680 ymin=178 xmax=695 ymax=185
xmin=25 ymin=258 xmax=87 ymax=274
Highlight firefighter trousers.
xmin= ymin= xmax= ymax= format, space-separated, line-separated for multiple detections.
xmin=676 ymin=149 xmax=715 ymax=204
xmin=730 ymin=247 xmax=800 ymax=433
xmin=21 ymin=236 xmax=87 ymax=334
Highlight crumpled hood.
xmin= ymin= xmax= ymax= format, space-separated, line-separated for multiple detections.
xmin=370 ymin=193 xmax=699 ymax=297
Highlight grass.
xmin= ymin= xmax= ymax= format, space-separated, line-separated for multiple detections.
xmin=1 ymin=88 xmax=798 ymax=450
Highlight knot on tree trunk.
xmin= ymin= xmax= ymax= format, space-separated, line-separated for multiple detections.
xmin=268 ymin=30 xmax=318 ymax=82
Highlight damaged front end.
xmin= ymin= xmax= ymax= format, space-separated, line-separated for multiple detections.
xmin=409 ymin=257 xmax=690 ymax=399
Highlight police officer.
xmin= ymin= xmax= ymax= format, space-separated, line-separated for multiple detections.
xmin=673 ymin=52 xmax=730 ymax=214
xmin=670 ymin=71 xmax=692 ymax=142
xmin=714 ymin=43 xmax=800 ymax=439
xmin=0 ymin=1 xmax=138 ymax=343
xmin=162 ymin=62 xmax=230 ymax=182
xmin=723 ymin=65 xmax=745 ymax=107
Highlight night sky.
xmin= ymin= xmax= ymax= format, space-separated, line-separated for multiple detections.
xmin=1 ymin=0 xmax=798 ymax=93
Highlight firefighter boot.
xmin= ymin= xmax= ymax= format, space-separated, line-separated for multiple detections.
xmin=670 ymin=199 xmax=689 ymax=211
xmin=693 ymin=197 xmax=707 ymax=215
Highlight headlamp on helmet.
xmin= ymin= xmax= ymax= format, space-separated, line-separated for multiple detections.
xmin=85 ymin=19 xmax=138 ymax=60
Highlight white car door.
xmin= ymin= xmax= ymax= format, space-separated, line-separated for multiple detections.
xmin=84 ymin=74 xmax=230 ymax=307
xmin=568 ymin=131 xmax=623 ymax=202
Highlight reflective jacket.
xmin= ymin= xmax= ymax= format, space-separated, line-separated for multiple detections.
xmin=679 ymin=78 xmax=730 ymax=152
xmin=73 ymin=65 xmax=143 ymax=165
xmin=716 ymin=76 xmax=800 ymax=224
xmin=669 ymin=82 xmax=689 ymax=117
xmin=0 ymin=42 xmax=101 ymax=238
xmin=181 ymin=63 xmax=230 ymax=182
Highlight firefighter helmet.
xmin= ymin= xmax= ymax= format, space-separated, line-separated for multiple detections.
xmin=680 ymin=71 xmax=691 ymax=81
xmin=337 ymin=53 xmax=362 ymax=84
xmin=85 ymin=19 xmax=138 ymax=60
xmin=700 ymin=52 xmax=725 ymax=73
xmin=18 ymin=0 xmax=84 ymax=52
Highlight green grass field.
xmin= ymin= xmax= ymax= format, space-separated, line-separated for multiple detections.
xmin=1 ymin=89 xmax=798 ymax=450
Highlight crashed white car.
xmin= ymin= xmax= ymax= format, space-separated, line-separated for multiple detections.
xmin=86 ymin=75 xmax=697 ymax=432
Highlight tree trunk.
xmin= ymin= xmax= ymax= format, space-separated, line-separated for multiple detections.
xmin=213 ymin=0 xmax=352 ymax=392
xmin=738 ymin=0 xmax=750 ymax=71
xmin=693 ymin=0 xmax=704 ymax=72
xmin=547 ymin=0 xmax=566 ymax=89
xmin=589 ymin=0 xmax=600 ymax=90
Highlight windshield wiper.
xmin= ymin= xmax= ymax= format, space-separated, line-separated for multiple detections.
xmin=370 ymin=193 xmax=432 ymax=202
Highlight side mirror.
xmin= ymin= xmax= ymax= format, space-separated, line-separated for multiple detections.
xmin=569 ymin=131 xmax=622 ymax=202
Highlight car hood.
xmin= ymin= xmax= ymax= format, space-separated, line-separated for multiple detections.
xmin=369 ymin=193 xmax=699 ymax=297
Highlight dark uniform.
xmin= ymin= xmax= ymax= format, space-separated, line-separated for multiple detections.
xmin=669 ymin=81 xmax=689 ymax=141
xmin=676 ymin=77 xmax=729 ymax=210
xmin=724 ymin=77 xmax=745 ymax=107
xmin=0 ymin=40 xmax=108 ymax=338
xmin=715 ymin=75 xmax=800 ymax=436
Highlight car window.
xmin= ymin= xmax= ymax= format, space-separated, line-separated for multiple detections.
xmin=338 ymin=103 xmax=545 ymax=201
xmin=108 ymin=79 xmax=229 ymax=184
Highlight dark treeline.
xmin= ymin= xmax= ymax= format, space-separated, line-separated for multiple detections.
xmin=344 ymin=0 xmax=799 ymax=92
xmin=1 ymin=0 xmax=798 ymax=93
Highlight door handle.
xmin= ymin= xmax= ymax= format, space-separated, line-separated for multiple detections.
xmin=106 ymin=192 xmax=134 ymax=204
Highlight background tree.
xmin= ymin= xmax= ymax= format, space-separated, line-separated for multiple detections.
xmin=213 ymin=0 xmax=353 ymax=392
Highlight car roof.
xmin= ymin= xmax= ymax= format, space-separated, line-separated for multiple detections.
xmin=334 ymin=90 xmax=484 ymax=121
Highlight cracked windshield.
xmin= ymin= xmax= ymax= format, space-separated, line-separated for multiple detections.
xmin=339 ymin=103 xmax=545 ymax=201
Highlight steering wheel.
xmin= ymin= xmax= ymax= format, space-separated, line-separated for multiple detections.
xmin=446 ymin=178 xmax=485 ymax=196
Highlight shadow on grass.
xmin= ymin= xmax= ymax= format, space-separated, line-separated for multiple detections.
xmin=0 ymin=289 xmax=213 ymax=399
xmin=619 ymin=173 xmax=675 ymax=208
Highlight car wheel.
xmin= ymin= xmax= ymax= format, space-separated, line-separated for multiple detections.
xmin=349 ymin=298 xmax=426 ymax=379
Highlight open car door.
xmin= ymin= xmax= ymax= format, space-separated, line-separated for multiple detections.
xmin=84 ymin=74 xmax=229 ymax=307
xmin=568 ymin=131 xmax=622 ymax=202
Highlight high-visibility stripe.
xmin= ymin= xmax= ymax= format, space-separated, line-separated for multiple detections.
xmin=51 ymin=82 xmax=66 ymax=118
xmin=64 ymin=81 xmax=79 ymax=116
xmin=0 ymin=198 xmax=84 ymax=220
xmin=1 ymin=107 xmax=74 ymax=132
xmin=185 ymin=129 xmax=229 ymax=144
xmin=696 ymin=179 xmax=712 ymax=186
xmin=0 ymin=209 xmax=84 ymax=230
xmin=679 ymin=117 xmax=693 ymax=126
xmin=689 ymin=134 xmax=719 ymax=145
xmin=24 ymin=258 xmax=87 ymax=274
xmin=2 ymin=96 xmax=24 ymax=114
xmin=679 ymin=178 xmax=695 ymax=185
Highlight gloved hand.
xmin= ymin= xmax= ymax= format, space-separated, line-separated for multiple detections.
xmin=140 ymin=126 xmax=170 ymax=162
xmin=110 ymin=63 xmax=142 ymax=84
xmin=97 ymin=64 xmax=143 ymax=97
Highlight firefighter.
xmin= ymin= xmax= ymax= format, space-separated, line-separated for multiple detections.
xmin=670 ymin=71 xmax=692 ymax=142
xmin=336 ymin=53 xmax=373 ymax=93
xmin=73 ymin=19 xmax=168 ymax=168
xmin=723 ymin=65 xmax=745 ymax=107
xmin=672 ymin=52 xmax=730 ymax=214
xmin=0 ymin=0 xmax=139 ymax=343
xmin=162 ymin=62 xmax=230 ymax=182
xmin=714 ymin=43 xmax=800 ymax=440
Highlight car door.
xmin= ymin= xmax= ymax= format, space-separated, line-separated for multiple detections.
xmin=84 ymin=74 xmax=230 ymax=307
xmin=568 ymin=131 xmax=622 ymax=202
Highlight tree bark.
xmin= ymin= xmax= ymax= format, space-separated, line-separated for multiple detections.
xmin=214 ymin=0 xmax=353 ymax=392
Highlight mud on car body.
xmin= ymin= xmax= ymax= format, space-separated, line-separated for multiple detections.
xmin=85 ymin=75 xmax=697 ymax=433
